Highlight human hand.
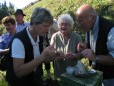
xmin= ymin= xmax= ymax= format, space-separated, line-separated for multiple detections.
xmin=77 ymin=42 xmax=86 ymax=52
xmin=65 ymin=52 xmax=75 ymax=59
xmin=49 ymin=51 xmax=65 ymax=60
xmin=81 ymin=49 xmax=96 ymax=62
xmin=66 ymin=52 xmax=83 ymax=60
xmin=41 ymin=45 xmax=56 ymax=61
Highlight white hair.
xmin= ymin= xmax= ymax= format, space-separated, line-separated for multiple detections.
xmin=51 ymin=19 xmax=59 ymax=31
xmin=58 ymin=13 xmax=74 ymax=29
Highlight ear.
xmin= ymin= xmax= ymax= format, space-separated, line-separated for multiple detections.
xmin=90 ymin=15 xmax=96 ymax=21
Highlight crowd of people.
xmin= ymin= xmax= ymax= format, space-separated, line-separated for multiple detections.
xmin=0 ymin=4 xmax=114 ymax=86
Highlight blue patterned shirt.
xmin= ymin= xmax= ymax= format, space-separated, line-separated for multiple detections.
xmin=16 ymin=22 xmax=30 ymax=32
xmin=0 ymin=32 xmax=13 ymax=52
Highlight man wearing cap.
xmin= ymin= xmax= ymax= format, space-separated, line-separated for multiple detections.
xmin=15 ymin=9 xmax=30 ymax=32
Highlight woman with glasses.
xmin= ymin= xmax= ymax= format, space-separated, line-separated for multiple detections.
xmin=50 ymin=14 xmax=82 ymax=82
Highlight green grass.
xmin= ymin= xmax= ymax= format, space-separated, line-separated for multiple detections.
xmin=0 ymin=62 xmax=54 ymax=86
xmin=42 ymin=62 xmax=54 ymax=79
xmin=0 ymin=60 xmax=90 ymax=86
xmin=0 ymin=71 xmax=7 ymax=86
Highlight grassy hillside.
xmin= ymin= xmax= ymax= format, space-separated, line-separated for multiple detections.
xmin=23 ymin=0 xmax=114 ymax=22
xmin=23 ymin=0 xmax=114 ymax=40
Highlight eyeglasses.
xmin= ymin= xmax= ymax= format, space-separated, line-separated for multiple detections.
xmin=76 ymin=16 xmax=92 ymax=25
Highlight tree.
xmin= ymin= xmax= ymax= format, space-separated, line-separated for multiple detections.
xmin=0 ymin=1 xmax=9 ymax=21
xmin=9 ymin=2 xmax=15 ymax=15
xmin=0 ymin=1 xmax=15 ymax=21
xmin=0 ymin=9 xmax=9 ymax=21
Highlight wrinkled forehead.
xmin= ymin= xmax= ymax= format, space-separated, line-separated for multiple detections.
xmin=59 ymin=19 xmax=70 ymax=24
xmin=76 ymin=10 xmax=89 ymax=20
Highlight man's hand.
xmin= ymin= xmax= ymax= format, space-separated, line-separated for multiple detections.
xmin=82 ymin=49 xmax=96 ymax=62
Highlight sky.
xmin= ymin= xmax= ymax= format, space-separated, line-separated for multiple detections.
xmin=0 ymin=0 xmax=37 ymax=9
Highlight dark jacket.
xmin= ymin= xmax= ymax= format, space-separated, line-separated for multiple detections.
xmin=92 ymin=16 xmax=114 ymax=79
xmin=6 ymin=28 xmax=44 ymax=86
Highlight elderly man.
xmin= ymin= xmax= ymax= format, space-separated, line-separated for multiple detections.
xmin=76 ymin=4 xmax=114 ymax=86
xmin=15 ymin=9 xmax=30 ymax=32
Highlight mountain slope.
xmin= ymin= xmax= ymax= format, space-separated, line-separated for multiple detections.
xmin=23 ymin=0 xmax=114 ymax=22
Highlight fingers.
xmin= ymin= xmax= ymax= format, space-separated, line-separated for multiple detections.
xmin=81 ymin=49 xmax=96 ymax=61
xmin=77 ymin=43 xmax=86 ymax=52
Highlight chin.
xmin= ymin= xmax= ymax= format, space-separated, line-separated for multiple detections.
xmin=40 ymin=34 xmax=44 ymax=36
xmin=82 ymin=29 xmax=88 ymax=32
xmin=41 ymin=33 xmax=46 ymax=36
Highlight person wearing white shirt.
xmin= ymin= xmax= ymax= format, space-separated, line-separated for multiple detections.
xmin=6 ymin=7 xmax=64 ymax=86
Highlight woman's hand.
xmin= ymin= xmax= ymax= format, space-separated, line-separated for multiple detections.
xmin=77 ymin=42 xmax=87 ymax=52
xmin=42 ymin=45 xmax=65 ymax=62
xmin=65 ymin=52 xmax=75 ymax=59
xmin=65 ymin=52 xmax=83 ymax=60
xmin=41 ymin=45 xmax=56 ymax=61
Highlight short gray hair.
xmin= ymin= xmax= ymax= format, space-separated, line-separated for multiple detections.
xmin=30 ymin=7 xmax=53 ymax=25
xmin=58 ymin=14 xmax=74 ymax=29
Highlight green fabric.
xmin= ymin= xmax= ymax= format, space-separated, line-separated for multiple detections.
xmin=60 ymin=70 xmax=103 ymax=86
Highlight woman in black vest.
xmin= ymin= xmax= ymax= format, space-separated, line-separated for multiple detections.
xmin=6 ymin=7 xmax=65 ymax=86
xmin=76 ymin=4 xmax=114 ymax=86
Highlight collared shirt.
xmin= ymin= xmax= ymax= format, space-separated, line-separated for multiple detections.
xmin=16 ymin=22 xmax=30 ymax=32
xmin=12 ymin=27 xmax=40 ymax=59
xmin=89 ymin=15 xmax=99 ymax=52
xmin=88 ymin=15 xmax=114 ymax=58
xmin=0 ymin=32 xmax=13 ymax=53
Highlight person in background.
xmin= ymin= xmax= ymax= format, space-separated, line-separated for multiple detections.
xmin=0 ymin=30 xmax=2 ymax=58
xmin=50 ymin=14 xmax=82 ymax=81
xmin=76 ymin=4 xmax=114 ymax=86
xmin=44 ymin=19 xmax=59 ymax=80
xmin=48 ymin=19 xmax=59 ymax=42
xmin=0 ymin=16 xmax=16 ymax=58
xmin=14 ymin=9 xmax=30 ymax=32
xmin=42 ymin=19 xmax=59 ymax=86
xmin=0 ymin=28 xmax=3 ymax=42
xmin=0 ymin=29 xmax=3 ymax=37
xmin=6 ymin=7 xmax=64 ymax=86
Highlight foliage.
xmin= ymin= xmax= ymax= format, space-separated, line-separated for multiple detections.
xmin=23 ymin=0 xmax=114 ymax=42
xmin=0 ymin=1 xmax=15 ymax=34
xmin=0 ymin=1 xmax=15 ymax=21
xmin=8 ymin=2 xmax=15 ymax=15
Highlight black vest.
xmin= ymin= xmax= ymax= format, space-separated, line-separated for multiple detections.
xmin=6 ymin=28 xmax=44 ymax=86
xmin=90 ymin=17 xmax=114 ymax=79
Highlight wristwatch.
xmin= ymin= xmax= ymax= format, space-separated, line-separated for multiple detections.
xmin=95 ymin=56 xmax=100 ymax=63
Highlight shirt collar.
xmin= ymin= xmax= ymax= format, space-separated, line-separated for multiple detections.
xmin=92 ymin=15 xmax=99 ymax=32
xmin=6 ymin=32 xmax=12 ymax=36
xmin=16 ymin=22 xmax=25 ymax=25
xmin=26 ymin=27 xmax=39 ymax=45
